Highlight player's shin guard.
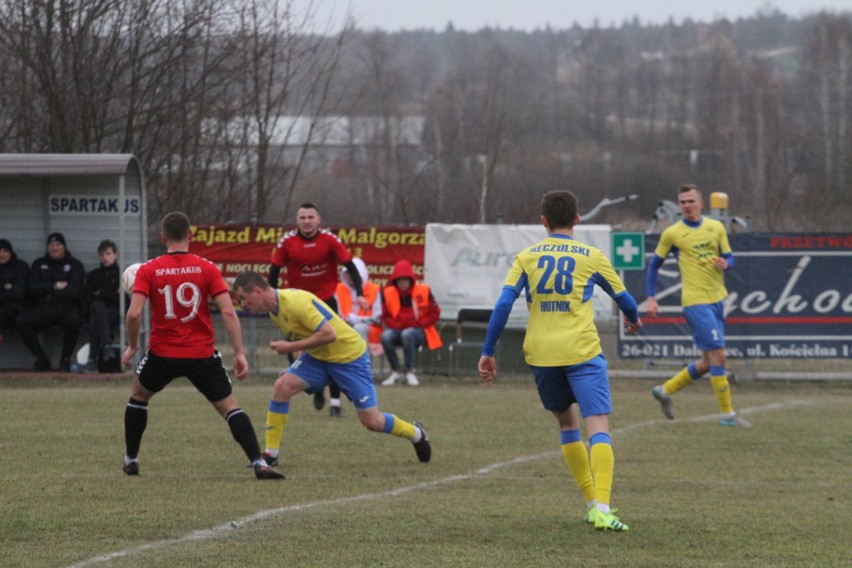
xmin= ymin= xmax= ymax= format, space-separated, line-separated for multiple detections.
xmin=382 ymin=412 xmax=417 ymax=440
xmin=226 ymin=408 xmax=263 ymax=461
xmin=590 ymin=432 xmax=615 ymax=507
xmin=560 ymin=429 xmax=595 ymax=503
xmin=265 ymin=401 xmax=290 ymax=453
xmin=710 ymin=368 xmax=733 ymax=414
xmin=124 ymin=398 xmax=148 ymax=459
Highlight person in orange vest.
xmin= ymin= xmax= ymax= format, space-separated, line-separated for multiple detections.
xmin=379 ymin=260 xmax=442 ymax=386
xmin=335 ymin=257 xmax=383 ymax=345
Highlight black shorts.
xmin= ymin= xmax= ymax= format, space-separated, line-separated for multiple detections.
xmin=135 ymin=350 xmax=233 ymax=402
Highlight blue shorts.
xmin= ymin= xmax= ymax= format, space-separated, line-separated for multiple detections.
xmin=287 ymin=352 xmax=378 ymax=410
xmin=683 ymin=302 xmax=725 ymax=351
xmin=530 ymin=354 xmax=611 ymax=417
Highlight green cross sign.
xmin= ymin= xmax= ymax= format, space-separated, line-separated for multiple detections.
xmin=611 ymin=232 xmax=645 ymax=270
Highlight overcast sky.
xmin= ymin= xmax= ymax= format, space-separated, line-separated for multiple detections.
xmin=298 ymin=0 xmax=851 ymax=32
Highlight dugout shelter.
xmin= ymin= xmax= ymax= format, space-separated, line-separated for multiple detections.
xmin=0 ymin=153 xmax=148 ymax=370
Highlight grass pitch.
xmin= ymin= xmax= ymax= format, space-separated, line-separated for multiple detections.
xmin=0 ymin=375 xmax=849 ymax=567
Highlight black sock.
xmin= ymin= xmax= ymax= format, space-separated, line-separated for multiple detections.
xmin=329 ymin=379 xmax=341 ymax=399
xmin=226 ymin=408 xmax=261 ymax=463
xmin=124 ymin=398 xmax=148 ymax=459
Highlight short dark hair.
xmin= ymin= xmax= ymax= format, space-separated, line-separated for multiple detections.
xmin=298 ymin=202 xmax=318 ymax=212
xmin=541 ymin=190 xmax=579 ymax=230
xmin=233 ymin=270 xmax=271 ymax=293
xmin=162 ymin=211 xmax=191 ymax=241
xmin=678 ymin=184 xmax=702 ymax=198
xmin=97 ymin=239 xmax=117 ymax=254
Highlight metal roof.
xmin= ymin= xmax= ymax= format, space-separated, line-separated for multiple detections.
xmin=0 ymin=153 xmax=141 ymax=176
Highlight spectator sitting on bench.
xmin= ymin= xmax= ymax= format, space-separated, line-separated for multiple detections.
xmin=16 ymin=233 xmax=85 ymax=372
xmin=379 ymin=260 xmax=443 ymax=387
xmin=83 ymin=239 xmax=123 ymax=373
xmin=0 ymin=238 xmax=29 ymax=349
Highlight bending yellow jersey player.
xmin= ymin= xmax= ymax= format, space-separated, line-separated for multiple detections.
xmin=233 ymin=271 xmax=432 ymax=471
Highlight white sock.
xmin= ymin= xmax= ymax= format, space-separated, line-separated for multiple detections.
xmin=412 ymin=428 xmax=422 ymax=443
xmin=330 ymin=398 xmax=341 ymax=408
xmin=597 ymin=503 xmax=611 ymax=514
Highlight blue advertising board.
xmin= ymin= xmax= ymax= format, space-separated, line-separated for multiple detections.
xmin=618 ymin=233 xmax=852 ymax=359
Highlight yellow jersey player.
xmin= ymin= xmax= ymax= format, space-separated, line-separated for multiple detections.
xmin=233 ymin=271 xmax=431 ymax=470
xmin=646 ymin=184 xmax=751 ymax=428
xmin=478 ymin=190 xmax=643 ymax=532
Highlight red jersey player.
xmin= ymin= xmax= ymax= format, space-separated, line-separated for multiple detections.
xmin=121 ymin=211 xmax=283 ymax=480
xmin=269 ymin=202 xmax=366 ymax=308
xmin=268 ymin=202 xmax=367 ymax=416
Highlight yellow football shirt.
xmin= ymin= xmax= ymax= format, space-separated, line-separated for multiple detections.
xmin=655 ymin=218 xmax=731 ymax=307
xmin=506 ymin=233 xmax=627 ymax=366
xmin=269 ymin=289 xmax=366 ymax=363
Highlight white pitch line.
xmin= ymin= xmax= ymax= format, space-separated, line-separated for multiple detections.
xmin=66 ymin=399 xmax=813 ymax=568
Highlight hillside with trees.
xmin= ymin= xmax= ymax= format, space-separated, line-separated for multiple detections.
xmin=0 ymin=1 xmax=849 ymax=232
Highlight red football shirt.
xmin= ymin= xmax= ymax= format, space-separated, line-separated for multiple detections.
xmin=133 ymin=252 xmax=228 ymax=358
xmin=270 ymin=229 xmax=352 ymax=301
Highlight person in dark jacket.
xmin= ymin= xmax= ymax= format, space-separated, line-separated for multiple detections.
xmin=84 ymin=239 xmax=123 ymax=372
xmin=0 ymin=239 xmax=30 ymax=348
xmin=16 ymin=232 xmax=85 ymax=372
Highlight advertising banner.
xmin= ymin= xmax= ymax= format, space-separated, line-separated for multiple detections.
xmin=188 ymin=224 xmax=425 ymax=287
xmin=424 ymin=223 xmax=613 ymax=325
xmin=618 ymin=233 xmax=852 ymax=359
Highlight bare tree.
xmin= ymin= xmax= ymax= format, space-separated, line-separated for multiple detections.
xmin=0 ymin=0 xmax=239 ymax=228
xmin=799 ymin=13 xmax=852 ymax=223
xmin=421 ymin=37 xmax=515 ymax=224
xmin=0 ymin=0 xmax=132 ymax=151
xmin=1 ymin=7 xmax=849 ymax=230
xmin=225 ymin=0 xmax=355 ymax=223
xmin=346 ymin=31 xmax=446 ymax=224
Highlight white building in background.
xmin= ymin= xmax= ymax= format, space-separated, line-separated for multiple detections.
xmin=213 ymin=114 xmax=426 ymax=174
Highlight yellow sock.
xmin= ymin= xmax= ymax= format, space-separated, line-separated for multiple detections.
xmin=265 ymin=401 xmax=290 ymax=454
xmin=663 ymin=366 xmax=693 ymax=395
xmin=383 ymin=413 xmax=417 ymax=440
xmin=710 ymin=374 xmax=733 ymax=414
xmin=561 ymin=439 xmax=595 ymax=503
xmin=590 ymin=435 xmax=614 ymax=507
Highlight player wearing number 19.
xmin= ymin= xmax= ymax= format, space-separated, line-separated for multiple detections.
xmin=478 ymin=190 xmax=643 ymax=532
xmin=121 ymin=211 xmax=283 ymax=479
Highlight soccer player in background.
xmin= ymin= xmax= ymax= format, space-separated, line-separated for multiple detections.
xmin=121 ymin=212 xmax=283 ymax=479
xmin=478 ymin=190 xmax=642 ymax=532
xmin=269 ymin=202 xmax=368 ymax=417
xmin=646 ymin=184 xmax=751 ymax=428
xmin=233 ymin=270 xmax=431 ymax=471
